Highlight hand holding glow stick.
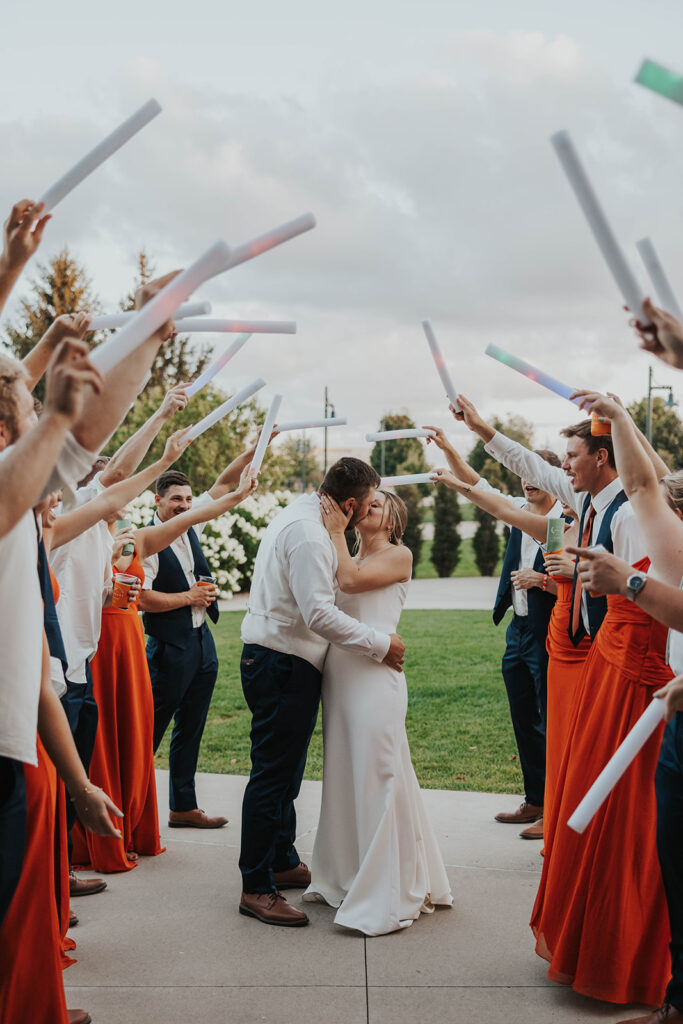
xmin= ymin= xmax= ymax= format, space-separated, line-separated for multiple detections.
xmin=636 ymin=238 xmax=683 ymax=320
xmin=250 ymin=394 xmax=283 ymax=478
xmin=89 ymin=242 xmax=231 ymax=375
xmin=381 ymin=474 xmax=436 ymax=487
xmin=90 ymin=300 xmax=212 ymax=331
xmin=366 ymin=429 xmax=435 ymax=442
xmin=278 ymin=417 xmax=347 ymax=432
xmin=184 ymin=334 xmax=251 ymax=398
xmin=550 ymin=130 xmax=651 ymax=324
xmin=422 ymin=320 xmax=461 ymax=413
xmin=485 ymin=344 xmax=581 ymax=404
xmin=185 ymin=378 xmax=266 ymax=442
xmin=567 ymin=698 xmax=667 ymax=834
xmin=40 ymin=99 xmax=162 ymax=213
xmin=175 ymin=318 xmax=296 ymax=335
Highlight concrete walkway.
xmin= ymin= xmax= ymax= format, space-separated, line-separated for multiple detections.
xmin=64 ymin=771 xmax=643 ymax=1024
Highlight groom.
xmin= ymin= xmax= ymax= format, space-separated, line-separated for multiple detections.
xmin=239 ymin=457 xmax=405 ymax=926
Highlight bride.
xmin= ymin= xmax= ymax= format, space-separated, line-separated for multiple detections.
xmin=303 ymin=488 xmax=453 ymax=935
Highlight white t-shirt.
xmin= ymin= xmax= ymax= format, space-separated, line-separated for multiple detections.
xmin=0 ymin=434 xmax=96 ymax=765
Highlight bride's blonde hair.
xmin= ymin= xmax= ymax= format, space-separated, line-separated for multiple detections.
xmin=378 ymin=489 xmax=408 ymax=545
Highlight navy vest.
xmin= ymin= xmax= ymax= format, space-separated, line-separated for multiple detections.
xmin=37 ymin=536 xmax=68 ymax=672
xmin=568 ymin=488 xmax=628 ymax=643
xmin=142 ymin=520 xmax=219 ymax=642
xmin=493 ymin=526 xmax=556 ymax=647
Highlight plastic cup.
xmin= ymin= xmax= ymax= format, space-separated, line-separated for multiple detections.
xmin=115 ymin=518 xmax=134 ymax=556
xmin=112 ymin=572 xmax=138 ymax=609
xmin=197 ymin=575 xmax=217 ymax=589
xmin=590 ymin=412 xmax=612 ymax=436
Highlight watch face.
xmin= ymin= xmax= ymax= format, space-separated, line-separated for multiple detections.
xmin=628 ymin=574 xmax=646 ymax=593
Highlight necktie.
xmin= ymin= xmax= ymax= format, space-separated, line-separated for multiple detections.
xmin=570 ymin=503 xmax=596 ymax=640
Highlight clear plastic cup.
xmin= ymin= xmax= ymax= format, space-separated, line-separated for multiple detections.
xmin=112 ymin=572 xmax=138 ymax=609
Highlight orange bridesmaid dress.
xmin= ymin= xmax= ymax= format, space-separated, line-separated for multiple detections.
xmin=543 ymin=575 xmax=591 ymax=828
xmin=72 ymin=552 xmax=164 ymax=872
xmin=531 ymin=558 xmax=671 ymax=1005
xmin=0 ymin=735 xmax=69 ymax=1024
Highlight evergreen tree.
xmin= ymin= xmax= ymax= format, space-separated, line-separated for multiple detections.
xmin=369 ymin=412 xmax=430 ymax=491
xmin=628 ymin=396 xmax=683 ymax=470
xmin=431 ymin=484 xmax=461 ymax=577
xmin=401 ymin=485 xmax=423 ymax=576
xmin=472 ymin=507 xmax=499 ymax=576
xmin=275 ymin=434 xmax=323 ymax=491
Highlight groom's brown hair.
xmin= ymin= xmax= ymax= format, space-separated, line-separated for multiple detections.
xmin=320 ymin=457 xmax=380 ymax=505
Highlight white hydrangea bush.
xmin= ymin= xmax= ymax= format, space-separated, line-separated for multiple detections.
xmin=126 ymin=489 xmax=294 ymax=598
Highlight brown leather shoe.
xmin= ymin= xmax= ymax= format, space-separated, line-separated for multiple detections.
xmin=168 ymin=808 xmax=228 ymax=829
xmin=272 ymin=862 xmax=311 ymax=890
xmin=520 ymin=818 xmax=544 ymax=840
xmin=67 ymin=1011 xmax=92 ymax=1024
xmin=495 ymin=801 xmax=543 ymax=824
xmin=69 ymin=871 xmax=107 ymax=897
xmin=239 ymin=891 xmax=309 ymax=927
xmin=69 ymin=911 xmax=79 ymax=928
xmin=617 ymin=1005 xmax=683 ymax=1024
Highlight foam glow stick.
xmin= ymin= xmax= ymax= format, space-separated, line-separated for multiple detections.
xmin=636 ymin=237 xmax=683 ymax=320
xmin=422 ymin=320 xmax=461 ymax=413
xmin=185 ymin=378 xmax=266 ymax=442
xmin=278 ymin=417 xmax=348 ymax=432
xmin=222 ymin=213 xmax=316 ymax=274
xmin=486 ymin=344 xmax=581 ymax=404
xmin=175 ymin=318 xmax=296 ymax=335
xmin=39 ymin=99 xmax=162 ymax=213
xmin=551 ymin=130 xmax=651 ymax=324
xmin=366 ymin=429 xmax=435 ymax=442
xmin=250 ymin=394 xmax=283 ymax=477
xmin=568 ymin=698 xmax=667 ymax=834
xmin=90 ymin=300 xmax=212 ymax=331
xmin=381 ymin=474 xmax=436 ymax=487
xmin=546 ymin=518 xmax=566 ymax=554
xmin=635 ymin=58 xmax=683 ymax=106
xmin=89 ymin=241 xmax=231 ymax=375
xmin=184 ymin=334 xmax=251 ymax=398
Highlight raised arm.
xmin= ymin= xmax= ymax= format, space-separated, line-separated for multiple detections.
xmin=99 ymin=383 xmax=189 ymax=486
xmin=431 ymin=469 xmax=550 ymax=543
xmin=318 ymin=493 xmax=412 ymax=593
xmin=0 ymin=200 xmax=50 ymax=316
xmin=207 ymin=427 xmax=278 ymax=499
xmin=422 ymin=425 xmax=481 ymax=486
xmin=635 ymin=298 xmax=683 ymax=371
xmin=23 ymin=313 xmax=92 ymax=393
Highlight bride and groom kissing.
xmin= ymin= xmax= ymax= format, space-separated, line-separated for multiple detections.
xmin=238 ymin=457 xmax=452 ymax=934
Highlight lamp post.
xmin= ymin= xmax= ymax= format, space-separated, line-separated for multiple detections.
xmin=296 ymin=437 xmax=311 ymax=492
xmin=646 ymin=366 xmax=676 ymax=443
xmin=323 ymin=386 xmax=336 ymax=474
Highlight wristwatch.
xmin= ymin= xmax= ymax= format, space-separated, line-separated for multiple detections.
xmin=625 ymin=571 xmax=648 ymax=602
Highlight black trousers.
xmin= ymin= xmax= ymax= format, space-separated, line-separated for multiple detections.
xmin=60 ymin=662 xmax=99 ymax=856
xmin=501 ymin=615 xmax=547 ymax=808
xmin=656 ymin=711 xmax=683 ymax=1012
xmin=147 ymin=623 xmax=218 ymax=813
xmin=0 ymin=756 xmax=26 ymax=926
xmin=239 ymin=644 xmax=321 ymax=894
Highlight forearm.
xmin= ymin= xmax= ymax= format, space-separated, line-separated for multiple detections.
xmin=612 ymin=412 xmax=663 ymax=499
xmin=22 ymin=335 xmax=60 ymax=392
xmin=0 ymin=255 xmax=23 ymax=318
xmin=37 ymin=658 xmax=89 ymax=794
xmin=0 ymin=413 xmax=70 ymax=537
xmin=100 ymin=408 xmax=168 ymax=486
xmin=209 ymin=451 xmax=251 ymax=499
xmin=630 ymin=577 xmax=683 ymax=633
xmin=485 ymin=431 xmax=577 ymax=510
xmin=138 ymin=589 xmax=191 ymax=613
xmin=327 ymin=532 xmax=359 ymax=589
xmin=444 ymin=445 xmax=480 ymax=485
xmin=467 ymin=483 xmax=548 ymax=543
xmin=633 ymin=421 xmax=671 ymax=480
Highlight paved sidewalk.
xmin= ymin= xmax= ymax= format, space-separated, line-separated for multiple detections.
xmin=65 ymin=771 xmax=642 ymax=1024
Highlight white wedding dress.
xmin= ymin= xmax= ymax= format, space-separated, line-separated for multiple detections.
xmin=303 ymin=572 xmax=453 ymax=935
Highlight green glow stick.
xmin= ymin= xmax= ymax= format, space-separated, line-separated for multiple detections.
xmin=635 ymin=59 xmax=683 ymax=106
xmin=546 ymin=518 xmax=565 ymax=554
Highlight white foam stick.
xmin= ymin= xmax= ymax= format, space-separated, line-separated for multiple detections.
xmin=39 ymin=99 xmax=162 ymax=213
xmin=422 ymin=320 xmax=461 ymax=413
xmin=184 ymin=334 xmax=251 ymax=398
xmin=176 ymin=318 xmax=296 ymax=335
xmin=381 ymin=474 xmax=436 ymax=487
xmin=277 ymin=417 xmax=348 ymax=432
xmin=636 ymin=237 xmax=683 ymax=320
xmin=551 ymin=130 xmax=651 ymax=325
xmin=185 ymin=378 xmax=266 ymax=442
xmin=250 ymin=394 xmax=283 ymax=477
xmin=366 ymin=429 xmax=436 ymax=442
xmin=568 ymin=698 xmax=667 ymax=834
xmin=89 ymin=241 xmax=230 ymax=375
xmin=90 ymin=300 xmax=212 ymax=331
xmin=219 ymin=213 xmax=317 ymax=275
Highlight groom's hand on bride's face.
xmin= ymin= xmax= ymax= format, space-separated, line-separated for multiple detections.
xmin=384 ymin=633 xmax=405 ymax=671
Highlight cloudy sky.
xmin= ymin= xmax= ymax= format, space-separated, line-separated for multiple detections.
xmin=4 ymin=0 xmax=683 ymax=464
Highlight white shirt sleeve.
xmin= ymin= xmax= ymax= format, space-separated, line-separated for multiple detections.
xmin=611 ymin=503 xmax=647 ymax=566
xmin=42 ymin=432 xmax=98 ymax=506
xmin=284 ymin=528 xmax=391 ymax=662
xmin=473 ymin=477 xmax=526 ymax=508
xmin=141 ymin=552 xmax=159 ymax=591
xmin=484 ymin=432 xmax=580 ymax=513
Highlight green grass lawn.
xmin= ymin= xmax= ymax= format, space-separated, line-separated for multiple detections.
xmin=155 ymin=609 xmax=522 ymax=794
xmin=415 ymin=537 xmax=504 ymax=580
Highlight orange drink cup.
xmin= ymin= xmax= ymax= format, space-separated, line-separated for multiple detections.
xmin=591 ymin=412 xmax=612 ymax=436
xmin=197 ymin=575 xmax=217 ymax=590
xmin=112 ymin=572 xmax=138 ymax=610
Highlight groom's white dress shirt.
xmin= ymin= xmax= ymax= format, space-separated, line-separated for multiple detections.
xmin=242 ymin=493 xmax=391 ymax=672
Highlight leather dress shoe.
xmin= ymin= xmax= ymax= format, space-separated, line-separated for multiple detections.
xmin=69 ymin=911 xmax=79 ymax=928
xmin=168 ymin=808 xmax=228 ymax=829
xmin=239 ymin=891 xmax=309 ymax=927
xmin=68 ymin=1011 xmax=92 ymax=1024
xmin=272 ymin=862 xmax=311 ymax=890
xmin=617 ymin=1005 xmax=683 ymax=1024
xmin=520 ymin=818 xmax=544 ymax=840
xmin=69 ymin=871 xmax=107 ymax=897
xmin=495 ymin=801 xmax=543 ymax=825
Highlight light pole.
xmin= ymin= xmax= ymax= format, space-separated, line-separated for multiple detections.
xmin=323 ymin=386 xmax=336 ymax=474
xmin=646 ymin=366 xmax=676 ymax=443
xmin=296 ymin=437 xmax=311 ymax=492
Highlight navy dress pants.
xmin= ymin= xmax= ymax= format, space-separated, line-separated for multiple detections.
xmin=61 ymin=661 xmax=99 ymax=853
xmin=147 ymin=622 xmax=218 ymax=812
xmin=239 ymin=644 xmax=321 ymax=894
xmin=501 ymin=615 xmax=547 ymax=808
xmin=655 ymin=711 xmax=683 ymax=1012
xmin=0 ymin=756 xmax=26 ymax=926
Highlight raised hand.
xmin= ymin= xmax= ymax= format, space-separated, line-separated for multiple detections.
xmin=42 ymin=312 xmax=92 ymax=349
xmin=234 ymin=462 xmax=258 ymax=501
xmin=430 ymin=468 xmax=466 ymax=490
xmin=422 ymin=425 xmax=452 ymax=452
xmin=43 ymin=338 xmax=104 ymax=425
xmin=161 ymin=427 xmax=193 ymax=467
xmin=450 ymin=394 xmax=494 ymax=441
xmin=159 ymin=383 xmax=190 ymax=420
xmin=135 ymin=270 xmax=181 ymax=343
xmin=319 ymin=492 xmax=353 ymax=535
xmin=570 ymin=390 xmax=626 ymax=422
xmin=635 ymin=298 xmax=683 ymax=370
xmin=2 ymin=200 xmax=50 ymax=273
